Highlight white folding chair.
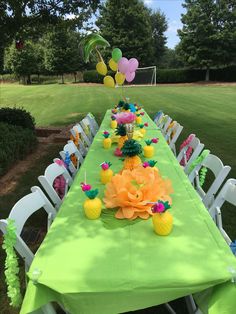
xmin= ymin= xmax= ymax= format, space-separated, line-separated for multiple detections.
xmin=80 ymin=117 xmax=94 ymax=142
xmin=165 ymin=122 xmax=183 ymax=156
xmin=74 ymin=123 xmax=91 ymax=148
xmin=0 ymin=187 xmax=58 ymax=314
xmin=177 ymin=135 xmax=205 ymax=173
xmin=70 ymin=126 xmax=87 ymax=157
xmin=38 ymin=161 xmax=73 ymax=210
xmin=159 ymin=115 xmax=172 ymax=134
xmin=86 ymin=112 xmax=99 ymax=135
xmin=209 ymin=179 xmax=236 ymax=245
xmin=189 ymin=154 xmax=231 ymax=208
xmin=154 ymin=111 xmax=164 ymax=126
xmin=59 ymin=142 xmax=83 ymax=178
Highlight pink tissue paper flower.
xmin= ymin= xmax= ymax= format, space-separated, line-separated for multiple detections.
xmin=81 ymin=183 xmax=92 ymax=191
xmin=115 ymin=112 xmax=136 ymax=124
xmin=144 ymin=123 xmax=148 ymax=127
xmin=152 ymin=202 xmax=165 ymax=213
xmin=152 ymin=138 xmax=159 ymax=144
xmin=142 ymin=162 xmax=150 ymax=168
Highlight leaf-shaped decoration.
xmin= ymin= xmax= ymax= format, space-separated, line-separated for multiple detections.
xmin=80 ymin=33 xmax=110 ymax=63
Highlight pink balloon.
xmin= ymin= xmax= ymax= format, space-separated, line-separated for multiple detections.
xmin=128 ymin=58 xmax=139 ymax=72
xmin=118 ymin=57 xmax=129 ymax=74
xmin=125 ymin=71 xmax=135 ymax=83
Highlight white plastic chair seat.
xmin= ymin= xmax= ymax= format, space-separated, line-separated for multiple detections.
xmin=165 ymin=122 xmax=183 ymax=156
xmin=60 ymin=141 xmax=83 ymax=178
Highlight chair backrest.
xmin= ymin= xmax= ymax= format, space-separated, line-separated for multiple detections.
xmin=154 ymin=111 xmax=164 ymax=126
xmin=165 ymin=122 xmax=183 ymax=156
xmin=86 ymin=112 xmax=99 ymax=134
xmin=190 ymin=153 xmax=231 ymax=208
xmin=208 ymin=179 xmax=236 ymax=244
xmin=0 ymin=186 xmax=56 ymax=269
xmin=159 ymin=115 xmax=172 ymax=134
xmin=80 ymin=117 xmax=93 ymax=141
xmin=38 ymin=161 xmax=73 ymax=209
xmin=74 ymin=123 xmax=91 ymax=147
xmin=70 ymin=127 xmax=87 ymax=156
xmin=59 ymin=142 xmax=83 ymax=177
xmin=177 ymin=136 xmax=205 ymax=172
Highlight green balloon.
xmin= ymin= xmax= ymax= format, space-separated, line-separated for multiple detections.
xmin=112 ymin=48 xmax=122 ymax=62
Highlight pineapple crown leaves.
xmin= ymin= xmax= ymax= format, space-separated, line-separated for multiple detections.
xmin=115 ymin=124 xmax=126 ymax=136
xmin=148 ymin=160 xmax=157 ymax=167
xmin=117 ymin=100 xmax=125 ymax=108
xmin=151 ymin=200 xmax=171 ymax=214
xmin=138 ymin=124 xmax=144 ymax=129
xmin=121 ymin=139 xmax=142 ymax=157
xmin=145 ymin=139 xmax=153 ymax=146
xmin=145 ymin=138 xmax=158 ymax=145
xmin=103 ymin=131 xmax=110 ymax=138
xmin=85 ymin=189 xmax=99 ymax=199
xmin=123 ymin=103 xmax=130 ymax=110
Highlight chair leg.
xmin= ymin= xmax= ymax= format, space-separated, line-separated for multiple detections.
xmin=185 ymin=295 xmax=200 ymax=314
xmin=164 ymin=302 xmax=177 ymax=314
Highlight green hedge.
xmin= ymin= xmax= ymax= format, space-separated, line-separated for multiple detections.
xmin=0 ymin=107 xmax=35 ymax=130
xmin=0 ymin=122 xmax=38 ymax=176
xmin=83 ymin=66 xmax=236 ymax=83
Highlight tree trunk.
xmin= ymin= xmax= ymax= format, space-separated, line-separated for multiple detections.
xmin=205 ymin=67 xmax=210 ymax=81
xmin=74 ymin=72 xmax=77 ymax=83
xmin=27 ymin=74 xmax=31 ymax=84
xmin=61 ymin=73 xmax=64 ymax=84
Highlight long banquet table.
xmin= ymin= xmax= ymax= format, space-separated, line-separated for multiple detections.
xmin=20 ymin=110 xmax=236 ymax=314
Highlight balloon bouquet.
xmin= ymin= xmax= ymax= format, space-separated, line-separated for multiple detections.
xmin=80 ymin=33 xmax=139 ymax=88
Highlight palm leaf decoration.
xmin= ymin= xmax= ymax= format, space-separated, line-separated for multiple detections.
xmin=80 ymin=33 xmax=110 ymax=63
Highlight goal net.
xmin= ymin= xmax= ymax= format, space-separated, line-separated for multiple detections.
xmin=123 ymin=66 xmax=156 ymax=86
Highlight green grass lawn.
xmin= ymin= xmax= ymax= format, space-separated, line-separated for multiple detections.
xmin=0 ymin=83 xmax=236 ymax=313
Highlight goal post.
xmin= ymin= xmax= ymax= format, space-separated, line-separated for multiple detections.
xmin=123 ymin=66 xmax=156 ymax=87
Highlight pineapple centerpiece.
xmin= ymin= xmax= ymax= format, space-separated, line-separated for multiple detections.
xmin=143 ymin=160 xmax=158 ymax=172
xmin=110 ymin=115 xmax=117 ymax=129
xmin=102 ymin=131 xmax=112 ymax=149
xmin=143 ymin=138 xmax=159 ymax=158
xmin=81 ymin=183 xmax=102 ymax=220
xmin=151 ymin=201 xmax=173 ymax=236
xmin=121 ymin=139 xmax=142 ymax=170
xmin=100 ymin=161 xmax=113 ymax=184
xmin=138 ymin=123 xmax=148 ymax=136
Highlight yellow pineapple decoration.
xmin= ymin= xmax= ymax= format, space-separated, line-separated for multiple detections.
xmin=136 ymin=113 xmax=142 ymax=124
xmin=110 ymin=116 xmax=117 ymax=129
xmin=138 ymin=123 xmax=148 ymax=136
xmin=121 ymin=139 xmax=142 ymax=171
xmin=143 ymin=160 xmax=158 ymax=172
xmin=151 ymin=201 xmax=173 ymax=236
xmin=102 ymin=131 xmax=112 ymax=149
xmin=81 ymin=184 xmax=102 ymax=220
xmin=100 ymin=162 xmax=113 ymax=184
xmin=143 ymin=138 xmax=159 ymax=158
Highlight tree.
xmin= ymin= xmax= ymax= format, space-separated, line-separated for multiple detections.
xmin=159 ymin=47 xmax=184 ymax=69
xmin=150 ymin=10 xmax=168 ymax=66
xmin=0 ymin=0 xmax=101 ymax=73
xmin=96 ymin=0 xmax=155 ymax=66
xmin=4 ymin=41 xmax=38 ymax=84
xmin=178 ymin=0 xmax=236 ymax=80
xmin=43 ymin=27 xmax=80 ymax=83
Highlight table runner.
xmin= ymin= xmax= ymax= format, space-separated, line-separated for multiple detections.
xmin=20 ymin=110 xmax=236 ymax=314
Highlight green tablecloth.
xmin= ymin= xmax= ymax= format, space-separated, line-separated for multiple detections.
xmin=20 ymin=110 xmax=236 ymax=314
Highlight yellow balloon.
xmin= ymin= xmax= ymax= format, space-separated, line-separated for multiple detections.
xmin=108 ymin=58 xmax=118 ymax=71
xmin=115 ymin=72 xmax=125 ymax=85
xmin=103 ymin=75 xmax=115 ymax=88
xmin=96 ymin=62 xmax=107 ymax=76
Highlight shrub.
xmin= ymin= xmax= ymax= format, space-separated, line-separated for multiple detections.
xmin=0 ymin=107 xmax=35 ymax=130
xmin=0 ymin=122 xmax=38 ymax=176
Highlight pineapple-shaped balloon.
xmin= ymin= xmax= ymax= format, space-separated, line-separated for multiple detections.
xmin=81 ymin=183 xmax=102 ymax=220
xmin=121 ymin=139 xmax=142 ymax=171
xmin=143 ymin=138 xmax=159 ymax=158
xmin=103 ymin=131 xmax=112 ymax=149
xmin=110 ymin=115 xmax=117 ymax=129
xmin=152 ymin=201 xmax=173 ymax=236
xmin=100 ymin=161 xmax=113 ymax=184
xmin=115 ymin=124 xmax=128 ymax=149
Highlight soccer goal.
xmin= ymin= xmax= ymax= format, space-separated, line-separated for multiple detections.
xmin=123 ymin=66 xmax=156 ymax=86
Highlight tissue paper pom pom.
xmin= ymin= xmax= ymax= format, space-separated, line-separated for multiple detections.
xmin=103 ymin=167 xmax=173 ymax=220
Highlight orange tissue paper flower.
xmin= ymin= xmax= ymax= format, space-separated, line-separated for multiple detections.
xmin=103 ymin=166 xmax=173 ymax=220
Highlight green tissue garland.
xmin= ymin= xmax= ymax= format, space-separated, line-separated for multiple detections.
xmin=187 ymin=149 xmax=210 ymax=175
xmin=2 ymin=219 xmax=22 ymax=308
xmin=199 ymin=166 xmax=208 ymax=187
